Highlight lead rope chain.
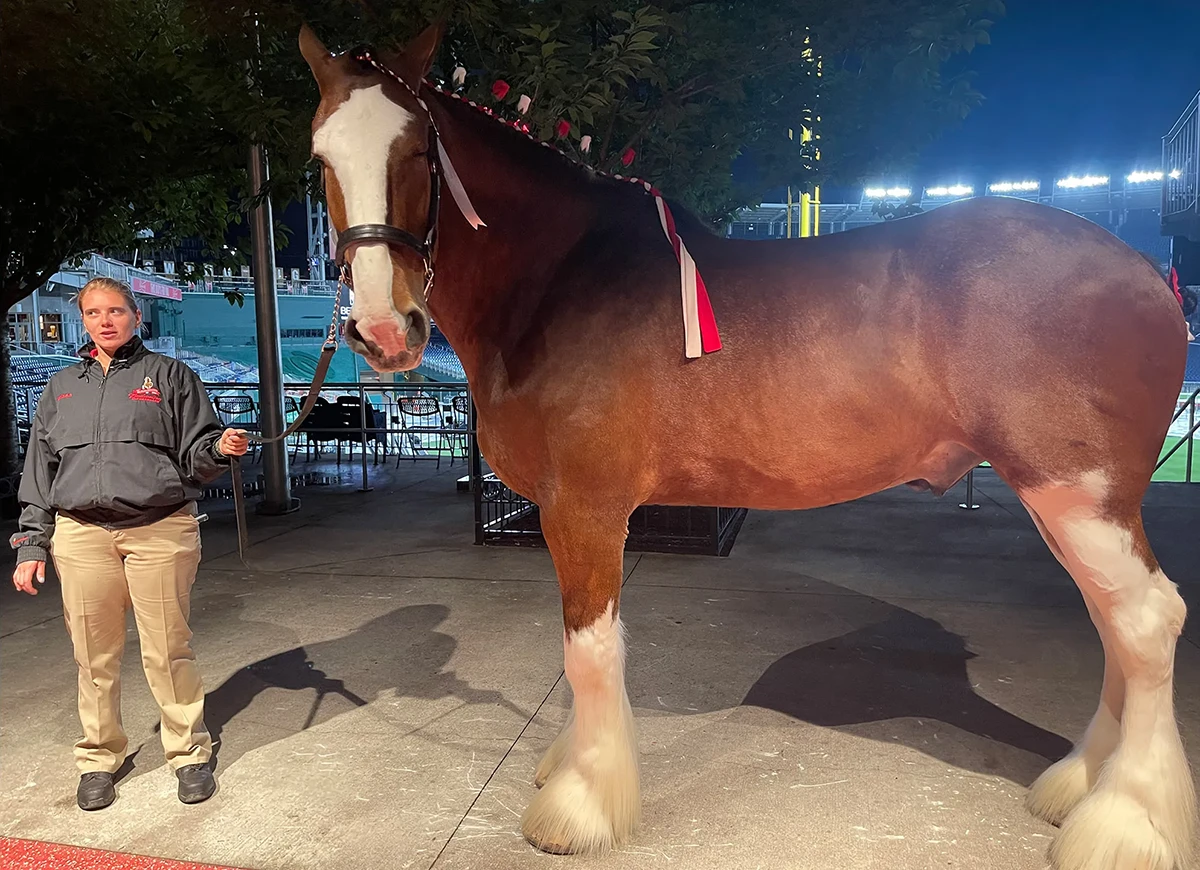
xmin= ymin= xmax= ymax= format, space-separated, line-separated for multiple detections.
xmin=228 ymin=277 xmax=344 ymax=564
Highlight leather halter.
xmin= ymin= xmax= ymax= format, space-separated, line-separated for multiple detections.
xmin=332 ymin=47 xmax=442 ymax=298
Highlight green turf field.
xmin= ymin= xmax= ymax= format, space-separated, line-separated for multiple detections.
xmin=1154 ymin=437 xmax=1198 ymax=483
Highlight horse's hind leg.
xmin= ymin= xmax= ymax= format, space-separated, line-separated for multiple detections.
xmin=1020 ymin=499 xmax=1125 ymax=825
xmin=521 ymin=500 xmax=639 ymax=854
xmin=1018 ymin=474 xmax=1195 ymax=870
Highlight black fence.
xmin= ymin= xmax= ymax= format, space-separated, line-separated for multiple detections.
xmin=10 ymin=373 xmax=749 ymax=555
xmin=471 ymin=452 xmax=748 ymax=557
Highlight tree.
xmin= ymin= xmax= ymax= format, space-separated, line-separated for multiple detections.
xmin=0 ymin=0 xmax=312 ymax=483
xmin=277 ymin=0 xmax=1001 ymax=222
xmin=1 ymin=0 xmax=1000 ymax=483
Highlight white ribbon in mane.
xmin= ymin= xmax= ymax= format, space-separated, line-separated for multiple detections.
xmin=435 ymin=138 xmax=486 ymax=230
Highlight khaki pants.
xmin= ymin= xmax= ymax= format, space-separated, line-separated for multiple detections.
xmin=52 ymin=508 xmax=211 ymax=773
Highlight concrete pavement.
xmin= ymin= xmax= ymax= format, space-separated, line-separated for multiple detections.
xmin=2 ymin=465 xmax=1197 ymax=870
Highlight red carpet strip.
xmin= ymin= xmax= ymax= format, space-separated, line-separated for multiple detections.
xmin=0 ymin=838 xmax=248 ymax=870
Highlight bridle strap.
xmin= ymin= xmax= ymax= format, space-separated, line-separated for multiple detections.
xmin=335 ymin=223 xmax=430 ymax=265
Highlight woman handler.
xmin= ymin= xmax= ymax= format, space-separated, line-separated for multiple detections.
xmin=9 ymin=277 xmax=249 ymax=810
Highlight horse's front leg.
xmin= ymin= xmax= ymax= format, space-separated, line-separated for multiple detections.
xmin=522 ymin=501 xmax=639 ymax=854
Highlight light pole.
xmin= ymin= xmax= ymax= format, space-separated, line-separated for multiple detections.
xmin=245 ymin=16 xmax=298 ymax=515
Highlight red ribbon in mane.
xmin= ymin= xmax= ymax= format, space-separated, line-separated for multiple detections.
xmin=433 ymin=84 xmax=722 ymax=358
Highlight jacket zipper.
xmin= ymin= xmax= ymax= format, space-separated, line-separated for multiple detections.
xmin=93 ymin=359 xmax=122 ymax=531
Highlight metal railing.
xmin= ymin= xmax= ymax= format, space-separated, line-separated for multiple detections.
xmin=729 ymin=182 xmax=1170 ymax=248
xmin=189 ymin=276 xmax=337 ymax=297
xmin=200 ymin=381 xmax=474 ymax=493
xmin=1163 ymin=91 xmax=1200 ymax=223
xmin=11 ymin=374 xmax=1197 ymax=500
xmin=61 ymin=253 xmax=335 ymax=297
xmin=1157 ymin=386 xmax=1199 ymax=483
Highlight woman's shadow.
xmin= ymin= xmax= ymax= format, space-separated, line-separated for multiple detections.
xmin=157 ymin=602 xmax=527 ymax=771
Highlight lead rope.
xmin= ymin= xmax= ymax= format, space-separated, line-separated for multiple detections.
xmin=228 ymin=279 xmax=344 ymax=564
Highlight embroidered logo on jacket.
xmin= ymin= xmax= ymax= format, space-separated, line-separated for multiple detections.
xmin=56 ymin=393 xmax=72 ymax=401
xmin=129 ymin=376 xmax=163 ymax=404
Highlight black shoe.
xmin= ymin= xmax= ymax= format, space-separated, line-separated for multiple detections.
xmin=176 ymin=763 xmax=216 ymax=804
xmin=77 ymin=772 xmax=115 ymax=810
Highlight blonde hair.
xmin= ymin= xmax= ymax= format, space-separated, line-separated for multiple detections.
xmin=76 ymin=277 xmax=140 ymax=314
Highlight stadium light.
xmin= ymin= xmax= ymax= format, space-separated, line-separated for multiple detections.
xmin=1056 ymin=174 xmax=1109 ymax=189
xmin=1126 ymin=170 xmax=1164 ymax=184
xmin=1169 ymin=169 xmax=1183 ymax=179
xmin=925 ymin=184 xmax=974 ymax=197
xmin=988 ymin=180 xmax=1040 ymax=193
xmin=864 ymin=186 xmax=912 ymax=199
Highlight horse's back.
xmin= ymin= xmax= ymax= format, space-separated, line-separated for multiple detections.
xmin=628 ymin=196 xmax=1189 ymax=505
xmin=695 ymin=196 xmax=1186 ymax=409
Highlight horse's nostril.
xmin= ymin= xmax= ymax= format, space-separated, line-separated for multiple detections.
xmin=406 ymin=309 xmax=430 ymax=349
xmin=345 ymin=318 xmax=381 ymax=354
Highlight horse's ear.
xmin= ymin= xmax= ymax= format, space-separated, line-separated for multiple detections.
xmin=299 ymin=23 xmax=336 ymax=91
xmin=397 ymin=21 xmax=445 ymax=89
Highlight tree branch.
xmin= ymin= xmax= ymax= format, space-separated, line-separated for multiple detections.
xmin=1 ymin=262 xmax=62 ymax=310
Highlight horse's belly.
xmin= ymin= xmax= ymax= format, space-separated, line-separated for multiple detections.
xmin=648 ymin=434 xmax=978 ymax=511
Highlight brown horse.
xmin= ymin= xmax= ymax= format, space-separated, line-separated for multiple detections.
xmin=300 ymin=24 xmax=1195 ymax=870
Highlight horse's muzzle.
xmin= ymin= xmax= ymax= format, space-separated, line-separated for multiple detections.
xmin=346 ymin=311 xmax=429 ymax=372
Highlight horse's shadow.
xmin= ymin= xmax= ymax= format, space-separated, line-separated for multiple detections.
xmin=151 ymin=588 xmax=1069 ymax=789
xmin=738 ymin=605 xmax=1072 ymax=785
xmin=156 ymin=603 xmax=528 ymax=771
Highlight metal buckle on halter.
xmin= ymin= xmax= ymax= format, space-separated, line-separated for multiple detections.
xmin=325 ymin=264 xmax=350 ymax=351
xmin=422 ymin=259 xmax=436 ymax=299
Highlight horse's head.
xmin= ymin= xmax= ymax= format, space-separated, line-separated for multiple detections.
xmin=300 ymin=24 xmax=443 ymax=372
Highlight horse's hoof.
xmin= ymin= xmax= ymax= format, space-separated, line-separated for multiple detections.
xmin=1049 ymin=790 xmax=1191 ymax=870
xmin=524 ymin=834 xmax=578 ymax=855
xmin=521 ymin=763 xmax=636 ymax=856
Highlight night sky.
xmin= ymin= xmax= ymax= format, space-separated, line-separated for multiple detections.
xmin=916 ymin=0 xmax=1200 ymax=184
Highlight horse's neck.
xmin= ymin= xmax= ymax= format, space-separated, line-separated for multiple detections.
xmin=423 ymin=92 xmax=595 ymax=390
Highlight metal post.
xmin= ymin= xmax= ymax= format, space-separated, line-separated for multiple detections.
xmin=30 ymin=287 xmax=41 ymax=351
xmin=786 ymin=184 xmax=793 ymax=239
xmin=470 ymin=396 xmax=484 ymax=545
xmin=247 ymin=141 xmax=299 ymax=515
xmin=1188 ymin=400 xmax=1195 ymax=484
xmin=358 ymin=383 xmax=372 ymax=492
xmin=959 ymin=468 xmax=980 ymax=510
xmin=306 ymin=193 xmax=328 ymax=268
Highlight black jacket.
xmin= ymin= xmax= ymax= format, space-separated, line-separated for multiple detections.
xmin=11 ymin=338 xmax=231 ymax=564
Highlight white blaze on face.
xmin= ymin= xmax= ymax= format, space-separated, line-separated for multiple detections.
xmin=313 ymin=85 xmax=415 ymax=327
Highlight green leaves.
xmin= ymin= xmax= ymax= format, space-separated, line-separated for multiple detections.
xmin=0 ymin=0 xmax=1000 ymax=310
xmin=0 ymin=0 xmax=325 ymax=307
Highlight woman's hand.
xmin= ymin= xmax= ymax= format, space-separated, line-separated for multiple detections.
xmin=12 ymin=560 xmax=45 ymax=595
xmin=218 ymin=428 xmax=251 ymax=457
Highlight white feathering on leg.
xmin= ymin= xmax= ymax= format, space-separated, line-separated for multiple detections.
xmin=523 ymin=601 xmax=640 ymax=854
